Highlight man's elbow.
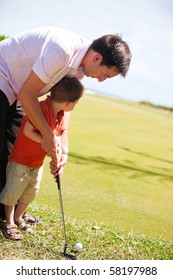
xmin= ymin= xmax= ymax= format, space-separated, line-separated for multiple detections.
xmin=18 ymin=88 xmax=26 ymax=104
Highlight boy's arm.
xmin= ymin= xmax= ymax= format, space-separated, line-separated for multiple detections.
xmin=60 ymin=128 xmax=69 ymax=155
xmin=23 ymin=120 xmax=42 ymax=143
xmin=60 ymin=111 xmax=70 ymax=153
xmin=50 ymin=112 xmax=70 ymax=177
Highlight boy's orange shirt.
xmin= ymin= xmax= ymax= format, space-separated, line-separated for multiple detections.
xmin=9 ymin=96 xmax=67 ymax=168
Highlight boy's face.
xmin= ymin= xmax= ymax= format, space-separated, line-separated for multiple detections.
xmin=63 ymin=99 xmax=80 ymax=112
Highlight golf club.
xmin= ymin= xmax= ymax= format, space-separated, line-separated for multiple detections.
xmin=56 ymin=174 xmax=77 ymax=260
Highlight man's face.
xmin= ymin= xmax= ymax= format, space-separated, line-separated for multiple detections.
xmin=82 ymin=54 xmax=120 ymax=82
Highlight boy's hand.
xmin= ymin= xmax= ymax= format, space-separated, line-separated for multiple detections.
xmin=49 ymin=136 xmax=68 ymax=178
xmin=49 ymin=153 xmax=68 ymax=178
xmin=49 ymin=159 xmax=58 ymax=177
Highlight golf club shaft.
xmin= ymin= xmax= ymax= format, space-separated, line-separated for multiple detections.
xmin=56 ymin=175 xmax=67 ymax=248
xmin=56 ymin=175 xmax=77 ymax=260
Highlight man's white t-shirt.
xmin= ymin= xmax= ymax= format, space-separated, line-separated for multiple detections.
xmin=0 ymin=26 xmax=91 ymax=105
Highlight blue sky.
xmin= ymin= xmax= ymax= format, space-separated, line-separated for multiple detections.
xmin=1 ymin=0 xmax=173 ymax=107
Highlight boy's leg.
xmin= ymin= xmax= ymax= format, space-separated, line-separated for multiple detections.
xmin=21 ymin=166 xmax=43 ymax=225
xmin=14 ymin=201 xmax=28 ymax=221
xmin=5 ymin=205 xmax=15 ymax=225
xmin=14 ymin=201 xmax=34 ymax=234
xmin=1 ymin=204 xmax=23 ymax=240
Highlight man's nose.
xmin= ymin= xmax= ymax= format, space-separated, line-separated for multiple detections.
xmin=98 ymin=76 xmax=107 ymax=82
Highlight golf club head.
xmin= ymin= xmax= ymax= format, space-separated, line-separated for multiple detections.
xmin=61 ymin=243 xmax=77 ymax=260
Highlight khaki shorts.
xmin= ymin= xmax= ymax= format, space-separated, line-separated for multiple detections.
xmin=0 ymin=162 xmax=43 ymax=206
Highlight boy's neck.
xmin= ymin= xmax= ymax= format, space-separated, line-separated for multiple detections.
xmin=52 ymin=100 xmax=62 ymax=116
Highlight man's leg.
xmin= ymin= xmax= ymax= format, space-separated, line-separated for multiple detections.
xmin=0 ymin=92 xmax=10 ymax=219
xmin=0 ymin=99 xmax=24 ymax=219
xmin=6 ymin=100 xmax=25 ymax=154
xmin=0 ymin=97 xmax=41 ymax=224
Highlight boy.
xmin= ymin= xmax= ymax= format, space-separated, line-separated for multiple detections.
xmin=0 ymin=77 xmax=84 ymax=240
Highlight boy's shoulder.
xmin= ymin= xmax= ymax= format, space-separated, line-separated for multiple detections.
xmin=40 ymin=96 xmax=52 ymax=109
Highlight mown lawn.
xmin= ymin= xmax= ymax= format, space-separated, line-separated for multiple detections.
xmin=1 ymin=93 xmax=173 ymax=260
xmin=0 ymin=205 xmax=172 ymax=260
xmin=37 ymin=94 xmax=173 ymax=241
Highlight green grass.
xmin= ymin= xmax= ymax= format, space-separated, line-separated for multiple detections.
xmin=38 ymin=94 xmax=173 ymax=241
xmin=1 ymin=93 xmax=173 ymax=259
xmin=0 ymin=205 xmax=172 ymax=260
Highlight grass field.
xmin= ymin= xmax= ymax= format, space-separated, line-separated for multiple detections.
xmin=1 ymin=205 xmax=172 ymax=260
xmin=36 ymin=93 xmax=173 ymax=241
xmin=1 ymin=93 xmax=173 ymax=260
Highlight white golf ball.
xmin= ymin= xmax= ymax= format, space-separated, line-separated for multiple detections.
xmin=74 ymin=242 xmax=83 ymax=250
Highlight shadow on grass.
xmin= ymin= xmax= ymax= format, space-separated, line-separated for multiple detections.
xmin=117 ymin=145 xmax=173 ymax=165
xmin=69 ymin=152 xmax=173 ymax=181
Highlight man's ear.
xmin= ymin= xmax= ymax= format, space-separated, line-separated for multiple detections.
xmin=93 ymin=53 xmax=103 ymax=63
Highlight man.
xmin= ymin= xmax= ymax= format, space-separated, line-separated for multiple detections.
xmin=0 ymin=26 xmax=132 ymax=221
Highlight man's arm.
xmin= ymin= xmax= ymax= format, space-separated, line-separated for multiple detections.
xmin=50 ymin=113 xmax=70 ymax=177
xmin=23 ymin=120 xmax=42 ymax=143
xmin=18 ymin=70 xmax=57 ymax=162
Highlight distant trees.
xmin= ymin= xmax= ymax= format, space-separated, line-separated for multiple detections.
xmin=0 ymin=35 xmax=6 ymax=41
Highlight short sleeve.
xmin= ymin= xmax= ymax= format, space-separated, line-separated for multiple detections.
xmin=32 ymin=42 xmax=70 ymax=83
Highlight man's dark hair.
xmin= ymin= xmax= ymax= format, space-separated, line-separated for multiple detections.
xmin=50 ymin=77 xmax=84 ymax=102
xmin=90 ymin=34 xmax=132 ymax=77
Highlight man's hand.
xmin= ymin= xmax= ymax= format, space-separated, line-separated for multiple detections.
xmin=41 ymin=133 xmax=58 ymax=164
xmin=49 ymin=153 xmax=68 ymax=178
xmin=58 ymin=153 xmax=68 ymax=176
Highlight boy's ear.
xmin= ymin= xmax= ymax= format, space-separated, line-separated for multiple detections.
xmin=64 ymin=101 xmax=72 ymax=110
